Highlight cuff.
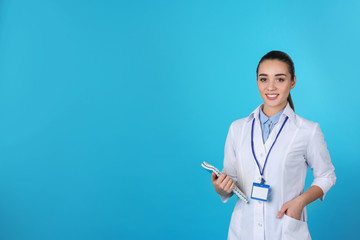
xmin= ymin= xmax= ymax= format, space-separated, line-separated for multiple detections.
xmin=220 ymin=194 xmax=230 ymax=203
xmin=311 ymin=176 xmax=336 ymax=201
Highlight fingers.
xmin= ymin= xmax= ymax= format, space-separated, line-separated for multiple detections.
xmin=217 ymin=173 xmax=226 ymax=182
xmin=211 ymin=172 xmax=236 ymax=197
xmin=277 ymin=204 xmax=288 ymax=218
xmin=224 ymin=178 xmax=235 ymax=193
xmin=211 ymin=172 xmax=217 ymax=182
xmin=211 ymin=172 xmax=224 ymax=184
xmin=211 ymin=172 xmax=228 ymax=182
xmin=211 ymin=173 xmax=233 ymax=187
xmin=218 ymin=173 xmax=230 ymax=186
xmin=218 ymin=174 xmax=234 ymax=191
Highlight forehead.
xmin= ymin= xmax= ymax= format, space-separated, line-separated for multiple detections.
xmin=258 ymin=59 xmax=289 ymax=75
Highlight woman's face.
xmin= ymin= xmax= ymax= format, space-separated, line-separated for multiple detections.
xmin=257 ymin=59 xmax=296 ymax=111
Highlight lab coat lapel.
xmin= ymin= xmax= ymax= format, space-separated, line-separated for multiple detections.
xmin=253 ymin=115 xmax=266 ymax=168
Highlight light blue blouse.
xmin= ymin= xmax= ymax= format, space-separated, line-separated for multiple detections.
xmin=259 ymin=106 xmax=285 ymax=143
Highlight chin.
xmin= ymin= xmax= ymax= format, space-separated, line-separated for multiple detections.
xmin=263 ymin=99 xmax=286 ymax=108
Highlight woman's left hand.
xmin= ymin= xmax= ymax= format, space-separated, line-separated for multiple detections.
xmin=277 ymin=197 xmax=305 ymax=220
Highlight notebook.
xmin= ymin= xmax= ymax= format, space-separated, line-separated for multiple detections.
xmin=201 ymin=161 xmax=249 ymax=203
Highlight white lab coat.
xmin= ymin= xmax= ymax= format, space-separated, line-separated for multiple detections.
xmin=221 ymin=102 xmax=336 ymax=240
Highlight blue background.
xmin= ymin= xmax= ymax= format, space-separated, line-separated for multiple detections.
xmin=0 ymin=0 xmax=358 ymax=239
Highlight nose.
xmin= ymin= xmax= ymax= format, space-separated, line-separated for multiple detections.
xmin=266 ymin=80 xmax=277 ymax=91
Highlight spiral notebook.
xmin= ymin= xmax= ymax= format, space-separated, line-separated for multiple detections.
xmin=201 ymin=161 xmax=249 ymax=203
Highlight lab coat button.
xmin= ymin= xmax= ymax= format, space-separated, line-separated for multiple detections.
xmin=258 ymin=223 xmax=262 ymax=227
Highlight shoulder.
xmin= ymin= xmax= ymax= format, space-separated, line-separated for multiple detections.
xmin=293 ymin=113 xmax=321 ymax=137
xmin=226 ymin=117 xmax=249 ymax=139
xmin=229 ymin=117 xmax=248 ymax=130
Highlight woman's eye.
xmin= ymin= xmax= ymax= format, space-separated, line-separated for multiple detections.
xmin=277 ymin=78 xmax=284 ymax=82
xmin=259 ymin=78 xmax=267 ymax=82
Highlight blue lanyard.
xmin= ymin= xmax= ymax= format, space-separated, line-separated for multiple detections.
xmin=251 ymin=116 xmax=289 ymax=184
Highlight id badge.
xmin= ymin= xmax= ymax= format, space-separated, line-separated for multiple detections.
xmin=251 ymin=182 xmax=270 ymax=201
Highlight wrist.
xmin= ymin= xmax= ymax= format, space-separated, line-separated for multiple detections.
xmin=296 ymin=195 xmax=307 ymax=208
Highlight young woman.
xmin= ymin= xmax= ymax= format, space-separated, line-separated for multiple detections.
xmin=211 ymin=51 xmax=336 ymax=240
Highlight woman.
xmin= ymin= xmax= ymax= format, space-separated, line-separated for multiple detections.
xmin=211 ymin=51 xmax=336 ymax=240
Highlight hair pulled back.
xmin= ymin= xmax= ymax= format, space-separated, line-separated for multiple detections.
xmin=256 ymin=50 xmax=295 ymax=111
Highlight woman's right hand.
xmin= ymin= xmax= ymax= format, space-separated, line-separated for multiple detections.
xmin=211 ymin=172 xmax=235 ymax=197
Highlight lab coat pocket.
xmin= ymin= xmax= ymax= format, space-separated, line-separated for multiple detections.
xmin=282 ymin=213 xmax=311 ymax=240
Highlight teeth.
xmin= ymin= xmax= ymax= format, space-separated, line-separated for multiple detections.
xmin=267 ymin=94 xmax=278 ymax=97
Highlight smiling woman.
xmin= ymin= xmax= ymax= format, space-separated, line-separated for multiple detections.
xmin=210 ymin=51 xmax=336 ymax=240
xmin=256 ymin=51 xmax=296 ymax=116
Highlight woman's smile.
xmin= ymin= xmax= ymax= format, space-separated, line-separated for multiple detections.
xmin=265 ymin=94 xmax=279 ymax=100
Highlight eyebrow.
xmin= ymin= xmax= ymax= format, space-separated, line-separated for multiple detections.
xmin=258 ymin=73 xmax=287 ymax=77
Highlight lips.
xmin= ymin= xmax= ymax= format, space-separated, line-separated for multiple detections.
xmin=266 ymin=94 xmax=279 ymax=100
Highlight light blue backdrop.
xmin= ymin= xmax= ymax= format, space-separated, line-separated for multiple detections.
xmin=0 ymin=0 xmax=358 ymax=239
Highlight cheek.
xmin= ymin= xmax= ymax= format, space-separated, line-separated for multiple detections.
xmin=257 ymin=82 xmax=265 ymax=92
xmin=280 ymin=83 xmax=292 ymax=93
xmin=257 ymin=87 xmax=265 ymax=95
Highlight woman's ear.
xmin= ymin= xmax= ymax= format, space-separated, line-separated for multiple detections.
xmin=291 ymin=75 xmax=296 ymax=89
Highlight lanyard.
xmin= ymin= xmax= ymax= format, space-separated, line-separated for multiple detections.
xmin=251 ymin=116 xmax=289 ymax=184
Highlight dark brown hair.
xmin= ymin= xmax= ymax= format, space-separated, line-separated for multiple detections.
xmin=256 ymin=50 xmax=295 ymax=112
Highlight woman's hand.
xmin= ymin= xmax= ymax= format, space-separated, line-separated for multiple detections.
xmin=211 ymin=172 xmax=235 ymax=197
xmin=277 ymin=197 xmax=305 ymax=220
xmin=277 ymin=186 xmax=323 ymax=220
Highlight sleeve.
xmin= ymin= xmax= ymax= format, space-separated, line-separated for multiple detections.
xmin=220 ymin=122 xmax=239 ymax=203
xmin=306 ymin=123 xmax=336 ymax=201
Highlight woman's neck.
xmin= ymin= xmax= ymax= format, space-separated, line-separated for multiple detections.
xmin=262 ymin=102 xmax=287 ymax=118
